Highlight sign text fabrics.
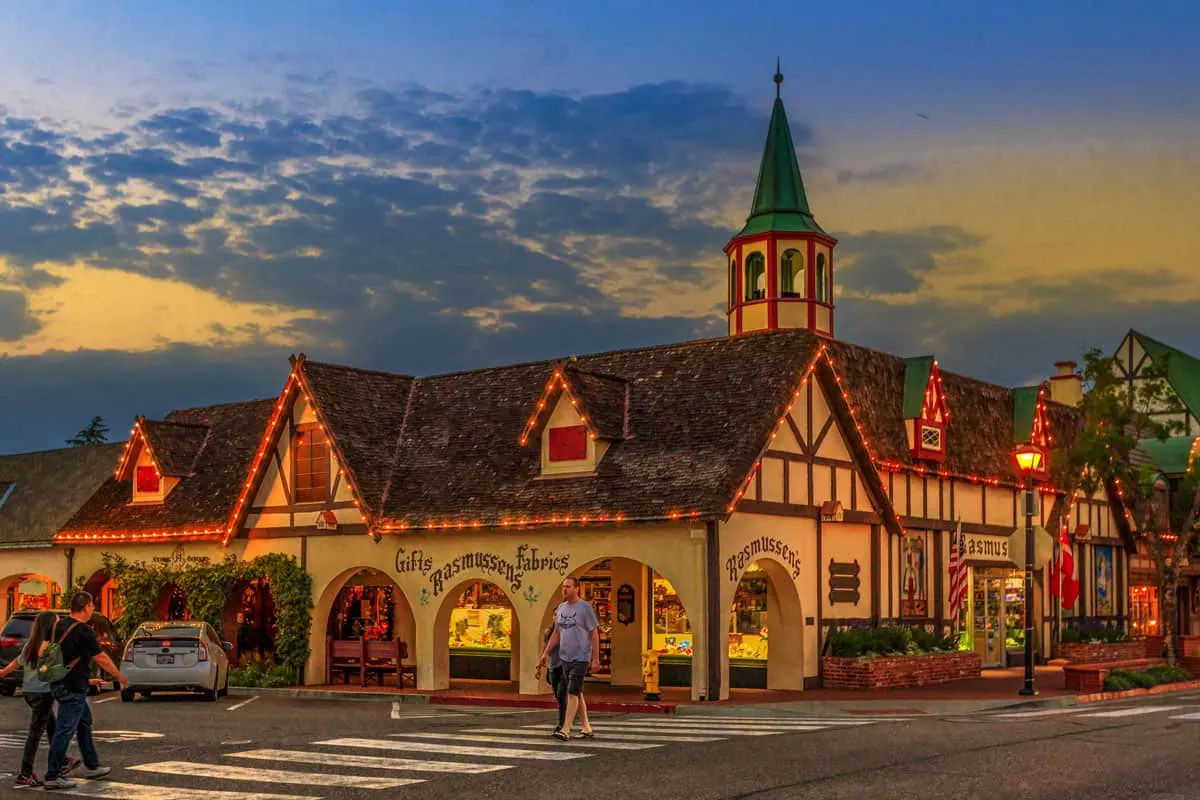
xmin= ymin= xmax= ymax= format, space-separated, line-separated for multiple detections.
xmin=725 ymin=536 xmax=802 ymax=582
xmin=396 ymin=544 xmax=570 ymax=597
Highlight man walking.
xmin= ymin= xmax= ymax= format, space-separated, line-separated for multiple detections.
xmin=42 ymin=591 xmax=129 ymax=791
xmin=538 ymin=576 xmax=600 ymax=741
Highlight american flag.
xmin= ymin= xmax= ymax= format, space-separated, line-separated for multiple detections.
xmin=948 ymin=518 xmax=968 ymax=623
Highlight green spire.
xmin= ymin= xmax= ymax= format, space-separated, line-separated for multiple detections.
xmin=736 ymin=61 xmax=827 ymax=239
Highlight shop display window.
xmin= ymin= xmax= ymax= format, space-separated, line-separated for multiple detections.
xmin=579 ymin=563 xmax=613 ymax=677
xmin=449 ymin=581 xmax=513 ymax=652
xmin=729 ymin=568 xmax=768 ymax=661
xmin=330 ymin=580 xmax=396 ymax=640
xmin=651 ymin=571 xmax=692 ymax=656
xmin=1130 ymin=586 xmax=1159 ymax=635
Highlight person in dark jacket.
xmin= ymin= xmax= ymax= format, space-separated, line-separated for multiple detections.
xmin=542 ymin=625 xmax=567 ymax=734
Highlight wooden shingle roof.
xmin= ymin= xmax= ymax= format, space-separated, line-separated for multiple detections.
xmin=140 ymin=420 xmax=209 ymax=477
xmin=0 ymin=444 xmax=125 ymax=547
xmin=57 ymin=399 xmax=275 ymax=542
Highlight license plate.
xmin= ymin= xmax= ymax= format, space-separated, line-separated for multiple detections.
xmin=156 ymin=654 xmax=174 ymax=665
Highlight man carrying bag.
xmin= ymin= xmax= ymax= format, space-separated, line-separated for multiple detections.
xmin=41 ymin=591 xmax=129 ymax=791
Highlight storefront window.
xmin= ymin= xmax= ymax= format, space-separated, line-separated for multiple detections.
xmin=579 ymin=563 xmax=613 ymax=677
xmin=1004 ymin=576 xmax=1025 ymax=650
xmin=1130 ymin=586 xmax=1159 ymax=635
xmin=729 ymin=565 xmax=768 ymax=661
xmin=651 ymin=571 xmax=692 ymax=656
xmin=329 ymin=576 xmax=395 ymax=640
xmin=449 ymin=581 xmax=512 ymax=652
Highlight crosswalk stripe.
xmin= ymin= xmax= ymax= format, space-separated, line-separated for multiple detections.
xmin=50 ymin=782 xmax=318 ymax=800
xmin=316 ymin=737 xmax=591 ymax=761
xmin=472 ymin=727 xmax=726 ymax=743
xmin=992 ymin=708 xmax=1088 ymax=718
xmin=615 ymin=719 xmax=832 ymax=730
xmin=1168 ymin=712 xmax=1200 ymax=720
xmin=672 ymin=715 xmax=907 ymax=723
xmin=390 ymin=732 xmax=660 ymax=750
xmin=537 ymin=724 xmax=784 ymax=736
xmin=128 ymin=761 xmax=422 ymax=789
xmin=229 ymin=748 xmax=513 ymax=773
xmin=1076 ymin=705 xmax=1185 ymax=718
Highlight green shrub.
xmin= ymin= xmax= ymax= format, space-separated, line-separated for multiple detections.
xmin=1103 ymin=664 xmax=1192 ymax=692
xmin=827 ymin=626 xmax=959 ymax=659
xmin=229 ymin=651 xmax=293 ymax=688
xmin=1060 ymin=626 xmax=1132 ymax=644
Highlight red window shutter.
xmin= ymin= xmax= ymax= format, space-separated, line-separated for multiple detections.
xmin=136 ymin=465 xmax=160 ymax=493
xmin=548 ymin=425 xmax=588 ymax=462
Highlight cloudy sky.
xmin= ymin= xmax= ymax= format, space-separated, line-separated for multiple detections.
xmin=2 ymin=1 xmax=1198 ymax=453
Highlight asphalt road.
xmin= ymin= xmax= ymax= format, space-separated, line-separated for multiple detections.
xmin=2 ymin=688 xmax=1200 ymax=799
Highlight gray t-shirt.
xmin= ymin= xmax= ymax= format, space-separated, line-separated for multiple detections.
xmin=19 ymin=653 xmax=50 ymax=694
xmin=554 ymin=599 xmax=599 ymax=663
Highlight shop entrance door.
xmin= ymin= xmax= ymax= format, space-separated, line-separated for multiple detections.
xmin=972 ymin=572 xmax=1005 ymax=667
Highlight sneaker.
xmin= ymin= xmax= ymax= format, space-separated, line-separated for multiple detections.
xmin=41 ymin=776 xmax=77 ymax=790
xmin=13 ymin=773 xmax=43 ymax=789
xmin=81 ymin=766 xmax=112 ymax=780
xmin=61 ymin=758 xmax=82 ymax=776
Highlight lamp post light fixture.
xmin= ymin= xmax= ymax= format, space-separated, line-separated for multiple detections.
xmin=1014 ymin=443 xmax=1044 ymax=696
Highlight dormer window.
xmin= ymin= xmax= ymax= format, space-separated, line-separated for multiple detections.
xmin=294 ymin=425 xmax=330 ymax=503
xmin=780 ymin=249 xmax=804 ymax=298
xmin=744 ymin=253 xmax=766 ymax=301
xmin=903 ymin=356 xmax=949 ymax=463
xmin=136 ymin=466 xmax=161 ymax=494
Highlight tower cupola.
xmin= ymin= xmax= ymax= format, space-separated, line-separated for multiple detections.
xmin=725 ymin=62 xmax=837 ymax=337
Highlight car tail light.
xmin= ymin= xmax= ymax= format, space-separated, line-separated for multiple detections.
xmin=122 ymin=645 xmax=133 ymax=663
xmin=198 ymin=642 xmax=209 ymax=662
xmin=0 ymin=636 xmax=21 ymax=648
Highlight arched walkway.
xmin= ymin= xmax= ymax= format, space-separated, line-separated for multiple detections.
xmin=539 ymin=556 xmax=701 ymax=691
xmin=437 ymin=579 xmax=519 ymax=683
xmin=223 ymin=577 xmax=276 ymax=666
xmin=309 ymin=567 xmax=416 ymax=686
xmin=81 ymin=569 xmax=121 ymax=620
xmin=726 ymin=558 xmax=804 ymax=691
xmin=155 ymin=582 xmax=190 ymax=621
xmin=1 ymin=573 xmax=62 ymax=621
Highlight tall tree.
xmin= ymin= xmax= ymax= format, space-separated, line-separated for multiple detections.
xmin=66 ymin=416 xmax=110 ymax=447
xmin=1060 ymin=348 xmax=1200 ymax=663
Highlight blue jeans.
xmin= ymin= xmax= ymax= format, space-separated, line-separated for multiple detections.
xmin=45 ymin=686 xmax=99 ymax=780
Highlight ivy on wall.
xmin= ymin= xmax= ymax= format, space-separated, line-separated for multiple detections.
xmin=100 ymin=552 xmax=313 ymax=679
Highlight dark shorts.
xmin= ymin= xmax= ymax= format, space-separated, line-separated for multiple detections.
xmin=562 ymin=660 xmax=589 ymax=696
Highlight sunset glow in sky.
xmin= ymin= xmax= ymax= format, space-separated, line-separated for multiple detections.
xmin=1 ymin=0 xmax=1198 ymax=452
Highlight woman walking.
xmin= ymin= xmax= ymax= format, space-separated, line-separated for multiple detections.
xmin=541 ymin=625 xmax=567 ymax=735
xmin=0 ymin=611 xmax=80 ymax=789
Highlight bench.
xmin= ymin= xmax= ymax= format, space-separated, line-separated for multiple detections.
xmin=360 ymin=639 xmax=418 ymax=688
xmin=1063 ymin=657 xmax=1166 ymax=693
xmin=326 ymin=636 xmax=366 ymax=685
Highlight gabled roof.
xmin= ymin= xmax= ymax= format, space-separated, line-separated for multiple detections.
xmin=57 ymin=399 xmax=275 ymax=543
xmin=0 ymin=444 xmax=125 ymax=548
xmin=1138 ymin=436 xmax=1199 ymax=476
xmin=1131 ymin=330 xmax=1200 ymax=419
xmin=733 ymin=67 xmax=829 ymax=240
xmin=562 ymin=365 xmax=629 ymax=441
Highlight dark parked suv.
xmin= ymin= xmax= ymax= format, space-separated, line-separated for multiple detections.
xmin=0 ymin=609 xmax=124 ymax=696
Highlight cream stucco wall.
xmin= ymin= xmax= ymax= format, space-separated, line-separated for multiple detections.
xmin=0 ymin=547 xmax=68 ymax=625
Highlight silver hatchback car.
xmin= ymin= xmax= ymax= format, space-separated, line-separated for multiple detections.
xmin=119 ymin=620 xmax=232 ymax=702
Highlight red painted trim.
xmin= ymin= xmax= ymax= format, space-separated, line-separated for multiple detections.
xmin=766 ymin=236 xmax=778 ymax=329
xmin=828 ymin=248 xmax=835 ymax=336
xmin=807 ymin=240 xmax=816 ymax=331
xmin=735 ymin=245 xmax=743 ymax=333
xmin=729 ymin=230 xmax=837 ymax=249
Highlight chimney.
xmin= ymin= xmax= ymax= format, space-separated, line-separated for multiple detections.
xmin=1049 ymin=360 xmax=1082 ymax=406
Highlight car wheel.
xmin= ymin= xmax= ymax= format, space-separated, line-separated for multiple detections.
xmin=120 ymin=689 xmax=134 ymax=703
xmin=112 ymin=680 xmax=120 ymax=693
xmin=218 ymin=670 xmax=229 ymax=698
xmin=202 ymin=677 xmax=218 ymax=701
xmin=0 ymin=683 xmax=16 ymax=697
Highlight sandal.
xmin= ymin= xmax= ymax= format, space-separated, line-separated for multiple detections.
xmin=574 ymin=731 xmax=595 ymax=739
xmin=552 ymin=730 xmax=569 ymax=741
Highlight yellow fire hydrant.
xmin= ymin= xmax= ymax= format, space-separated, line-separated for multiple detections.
xmin=641 ymin=650 xmax=660 ymax=701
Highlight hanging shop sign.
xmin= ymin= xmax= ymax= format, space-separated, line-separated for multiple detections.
xmin=827 ymin=559 xmax=861 ymax=605
xmin=616 ymin=583 xmax=636 ymax=625
xmin=395 ymin=544 xmax=571 ymax=598
xmin=725 ymin=536 xmax=802 ymax=582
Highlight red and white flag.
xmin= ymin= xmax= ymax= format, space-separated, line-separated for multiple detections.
xmin=1051 ymin=524 xmax=1080 ymax=609
xmin=948 ymin=518 xmax=968 ymax=622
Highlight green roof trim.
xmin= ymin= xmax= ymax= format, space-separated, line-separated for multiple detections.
xmin=1131 ymin=330 xmax=1200 ymax=420
xmin=902 ymin=356 xmax=935 ymax=419
xmin=1138 ymin=436 xmax=1198 ymax=475
xmin=735 ymin=67 xmax=829 ymax=240
xmin=1012 ymin=386 xmax=1040 ymax=443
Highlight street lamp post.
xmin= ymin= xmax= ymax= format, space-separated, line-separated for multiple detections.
xmin=1014 ymin=444 xmax=1044 ymax=696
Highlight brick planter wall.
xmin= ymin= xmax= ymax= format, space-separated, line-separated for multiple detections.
xmin=1054 ymin=640 xmax=1145 ymax=664
xmin=822 ymin=652 xmax=982 ymax=690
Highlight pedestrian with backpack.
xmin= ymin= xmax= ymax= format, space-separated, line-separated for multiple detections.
xmin=40 ymin=591 xmax=129 ymax=791
xmin=0 ymin=611 xmax=82 ymax=789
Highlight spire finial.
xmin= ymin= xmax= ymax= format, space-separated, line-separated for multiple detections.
xmin=774 ymin=57 xmax=783 ymax=98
